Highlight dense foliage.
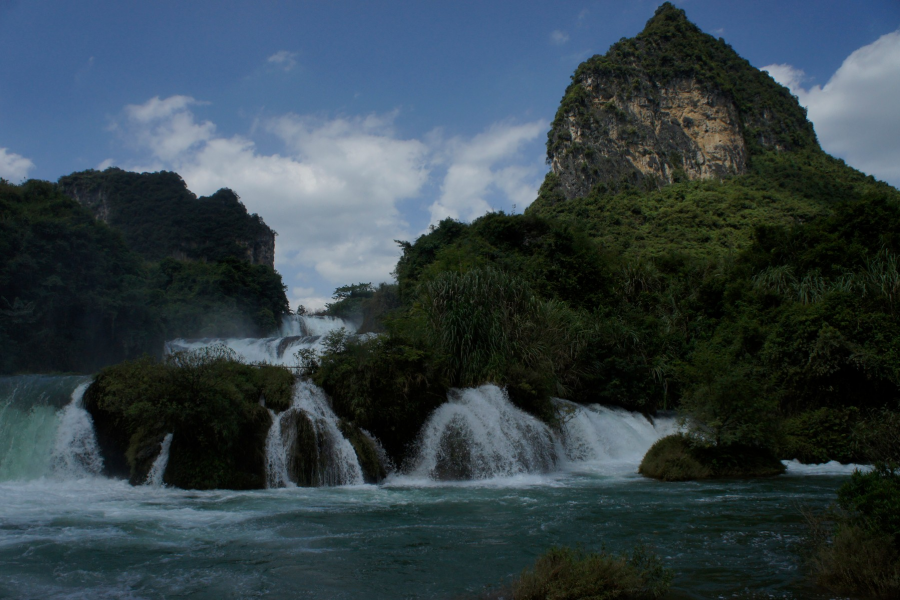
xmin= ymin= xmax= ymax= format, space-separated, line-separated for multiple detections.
xmin=531 ymin=151 xmax=892 ymax=260
xmin=305 ymin=330 xmax=446 ymax=464
xmin=58 ymin=168 xmax=274 ymax=265
xmin=807 ymin=465 xmax=900 ymax=598
xmin=85 ymin=346 xmax=294 ymax=489
xmin=310 ymin=147 xmax=900 ymax=469
xmin=0 ymin=178 xmax=290 ymax=374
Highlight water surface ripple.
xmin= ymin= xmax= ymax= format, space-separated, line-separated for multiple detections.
xmin=0 ymin=469 xmax=847 ymax=599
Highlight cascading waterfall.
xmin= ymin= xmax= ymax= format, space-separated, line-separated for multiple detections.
xmin=265 ymin=409 xmax=295 ymax=488
xmin=3 ymin=369 xmax=679 ymax=488
xmin=361 ymin=427 xmax=394 ymax=475
xmin=49 ymin=382 xmax=104 ymax=478
xmin=406 ymin=385 xmax=558 ymax=481
xmin=0 ymin=376 xmax=103 ymax=482
xmin=165 ymin=315 xmax=357 ymax=366
xmin=404 ymin=386 xmax=678 ymax=482
xmin=554 ymin=399 xmax=676 ymax=466
xmin=144 ymin=433 xmax=174 ymax=486
xmin=0 ymin=376 xmax=88 ymax=481
xmin=265 ymin=381 xmax=364 ymax=487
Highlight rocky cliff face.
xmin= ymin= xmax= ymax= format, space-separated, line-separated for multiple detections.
xmin=59 ymin=168 xmax=276 ymax=269
xmin=541 ymin=3 xmax=819 ymax=202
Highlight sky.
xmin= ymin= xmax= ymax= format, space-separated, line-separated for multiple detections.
xmin=1 ymin=1 xmax=898 ymax=311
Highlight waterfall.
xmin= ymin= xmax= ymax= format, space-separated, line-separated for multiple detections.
xmin=165 ymin=315 xmax=357 ymax=366
xmin=403 ymin=386 xmax=677 ymax=482
xmin=0 ymin=376 xmax=81 ymax=481
xmin=406 ymin=385 xmax=558 ymax=481
xmin=361 ymin=427 xmax=394 ymax=475
xmin=265 ymin=381 xmax=364 ymax=487
xmin=265 ymin=409 xmax=295 ymax=488
xmin=144 ymin=433 xmax=174 ymax=486
xmin=50 ymin=382 xmax=104 ymax=478
xmin=278 ymin=315 xmax=355 ymax=337
xmin=554 ymin=399 xmax=676 ymax=466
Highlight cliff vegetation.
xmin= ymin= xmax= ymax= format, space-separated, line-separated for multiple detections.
xmin=0 ymin=177 xmax=290 ymax=374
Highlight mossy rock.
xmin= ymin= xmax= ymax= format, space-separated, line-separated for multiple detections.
xmin=339 ymin=420 xmax=388 ymax=484
xmin=282 ymin=409 xmax=328 ymax=487
xmin=126 ymin=429 xmax=169 ymax=485
xmin=82 ymin=379 xmax=133 ymax=479
xmin=85 ymin=352 xmax=292 ymax=489
xmin=164 ymin=403 xmax=272 ymax=490
xmin=640 ymin=434 xmax=785 ymax=481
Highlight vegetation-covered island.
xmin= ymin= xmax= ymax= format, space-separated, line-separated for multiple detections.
xmin=2 ymin=3 xmax=898 ymax=599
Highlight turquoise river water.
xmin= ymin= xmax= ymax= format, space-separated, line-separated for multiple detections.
xmin=0 ymin=354 xmax=860 ymax=599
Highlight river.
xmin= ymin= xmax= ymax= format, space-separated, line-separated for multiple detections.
xmin=0 ymin=319 xmax=859 ymax=599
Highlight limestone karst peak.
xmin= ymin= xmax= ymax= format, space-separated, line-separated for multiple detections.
xmin=537 ymin=2 xmax=819 ymax=202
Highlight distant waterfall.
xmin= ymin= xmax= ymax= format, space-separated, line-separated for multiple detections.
xmin=406 ymin=385 xmax=558 ymax=481
xmin=49 ymin=382 xmax=104 ymax=478
xmin=144 ymin=433 xmax=174 ymax=486
xmin=165 ymin=315 xmax=357 ymax=366
xmin=265 ymin=381 xmax=364 ymax=487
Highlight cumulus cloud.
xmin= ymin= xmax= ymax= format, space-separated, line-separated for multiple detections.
xmin=550 ymin=30 xmax=570 ymax=45
xmin=0 ymin=147 xmax=35 ymax=181
xmin=118 ymin=96 xmax=214 ymax=162
xmin=111 ymin=96 xmax=547 ymax=303
xmin=428 ymin=120 xmax=546 ymax=224
xmin=267 ymin=50 xmax=298 ymax=72
xmin=763 ymin=30 xmax=900 ymax=186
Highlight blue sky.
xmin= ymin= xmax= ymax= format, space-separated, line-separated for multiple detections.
xmin=2 ymin=0 xmax=899 ymax=310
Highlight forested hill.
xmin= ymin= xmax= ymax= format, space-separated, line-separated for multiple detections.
xmin=528 ymin=2 xmax=897 ymax=261
xmin=306 ymin=3 xmax=900 ymax=471
xmin=58 ymin=168 xmax=275 ymax=268
xmin=0 ymin=178 xmax=289 ymax=375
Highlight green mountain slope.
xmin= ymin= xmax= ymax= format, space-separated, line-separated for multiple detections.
xmin=0 ymin=178 xmax=290 ymax=374
xmin=58 ymin=168 xmax=275 ymax=267
xmin=307 ymin=3 xmax=900 ymax=473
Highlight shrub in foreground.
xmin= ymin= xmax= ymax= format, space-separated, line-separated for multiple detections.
xmin=639 ymin=434 xmax=785 ymax=481
xmin=512 ymin=545 xmax=672 ymax=600
xmin=806 ymin=464 xmax=900 ymax=598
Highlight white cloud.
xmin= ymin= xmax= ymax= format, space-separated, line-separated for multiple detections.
xmin=119 ymin=96 xmax=215 ymax=161
xmin=290 ymin=286 xmax=330 ymax=313
xmin=115 ymin=97 xmax=429 ymax=292
xmin=267 ymin=50 xmax=298 ymax=72
xmin=428 ymin=120 xmax=546 ymax=224
xmin=762 ymin=63 xmax=808 ymax=92
xmin=112 ymin=96 xmax=547 ymax=303
xmin=550 ymin=30 xmax=570 ymax=45
xmin=0 ymin=147 xmax=35 ymax=181
xmin=763 ymin=30 xmax=900 ymax=186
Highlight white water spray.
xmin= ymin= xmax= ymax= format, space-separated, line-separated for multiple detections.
xmin=165 ymin=315 xmax=357 ymax=366
xmin=50 ymin=382 xmax=104 ymax=478
xmin=144 ymin=433 xmax=174 ymax=486
xmin=406 ymin=385 xmax=558 ymax=481
xmin=265 ymin=408 xmax=296 ymax=489
xmin=555 ymin=399 xmax=676 ymax=466
xmin=264 ymin=381 xmax=364 ymax=487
